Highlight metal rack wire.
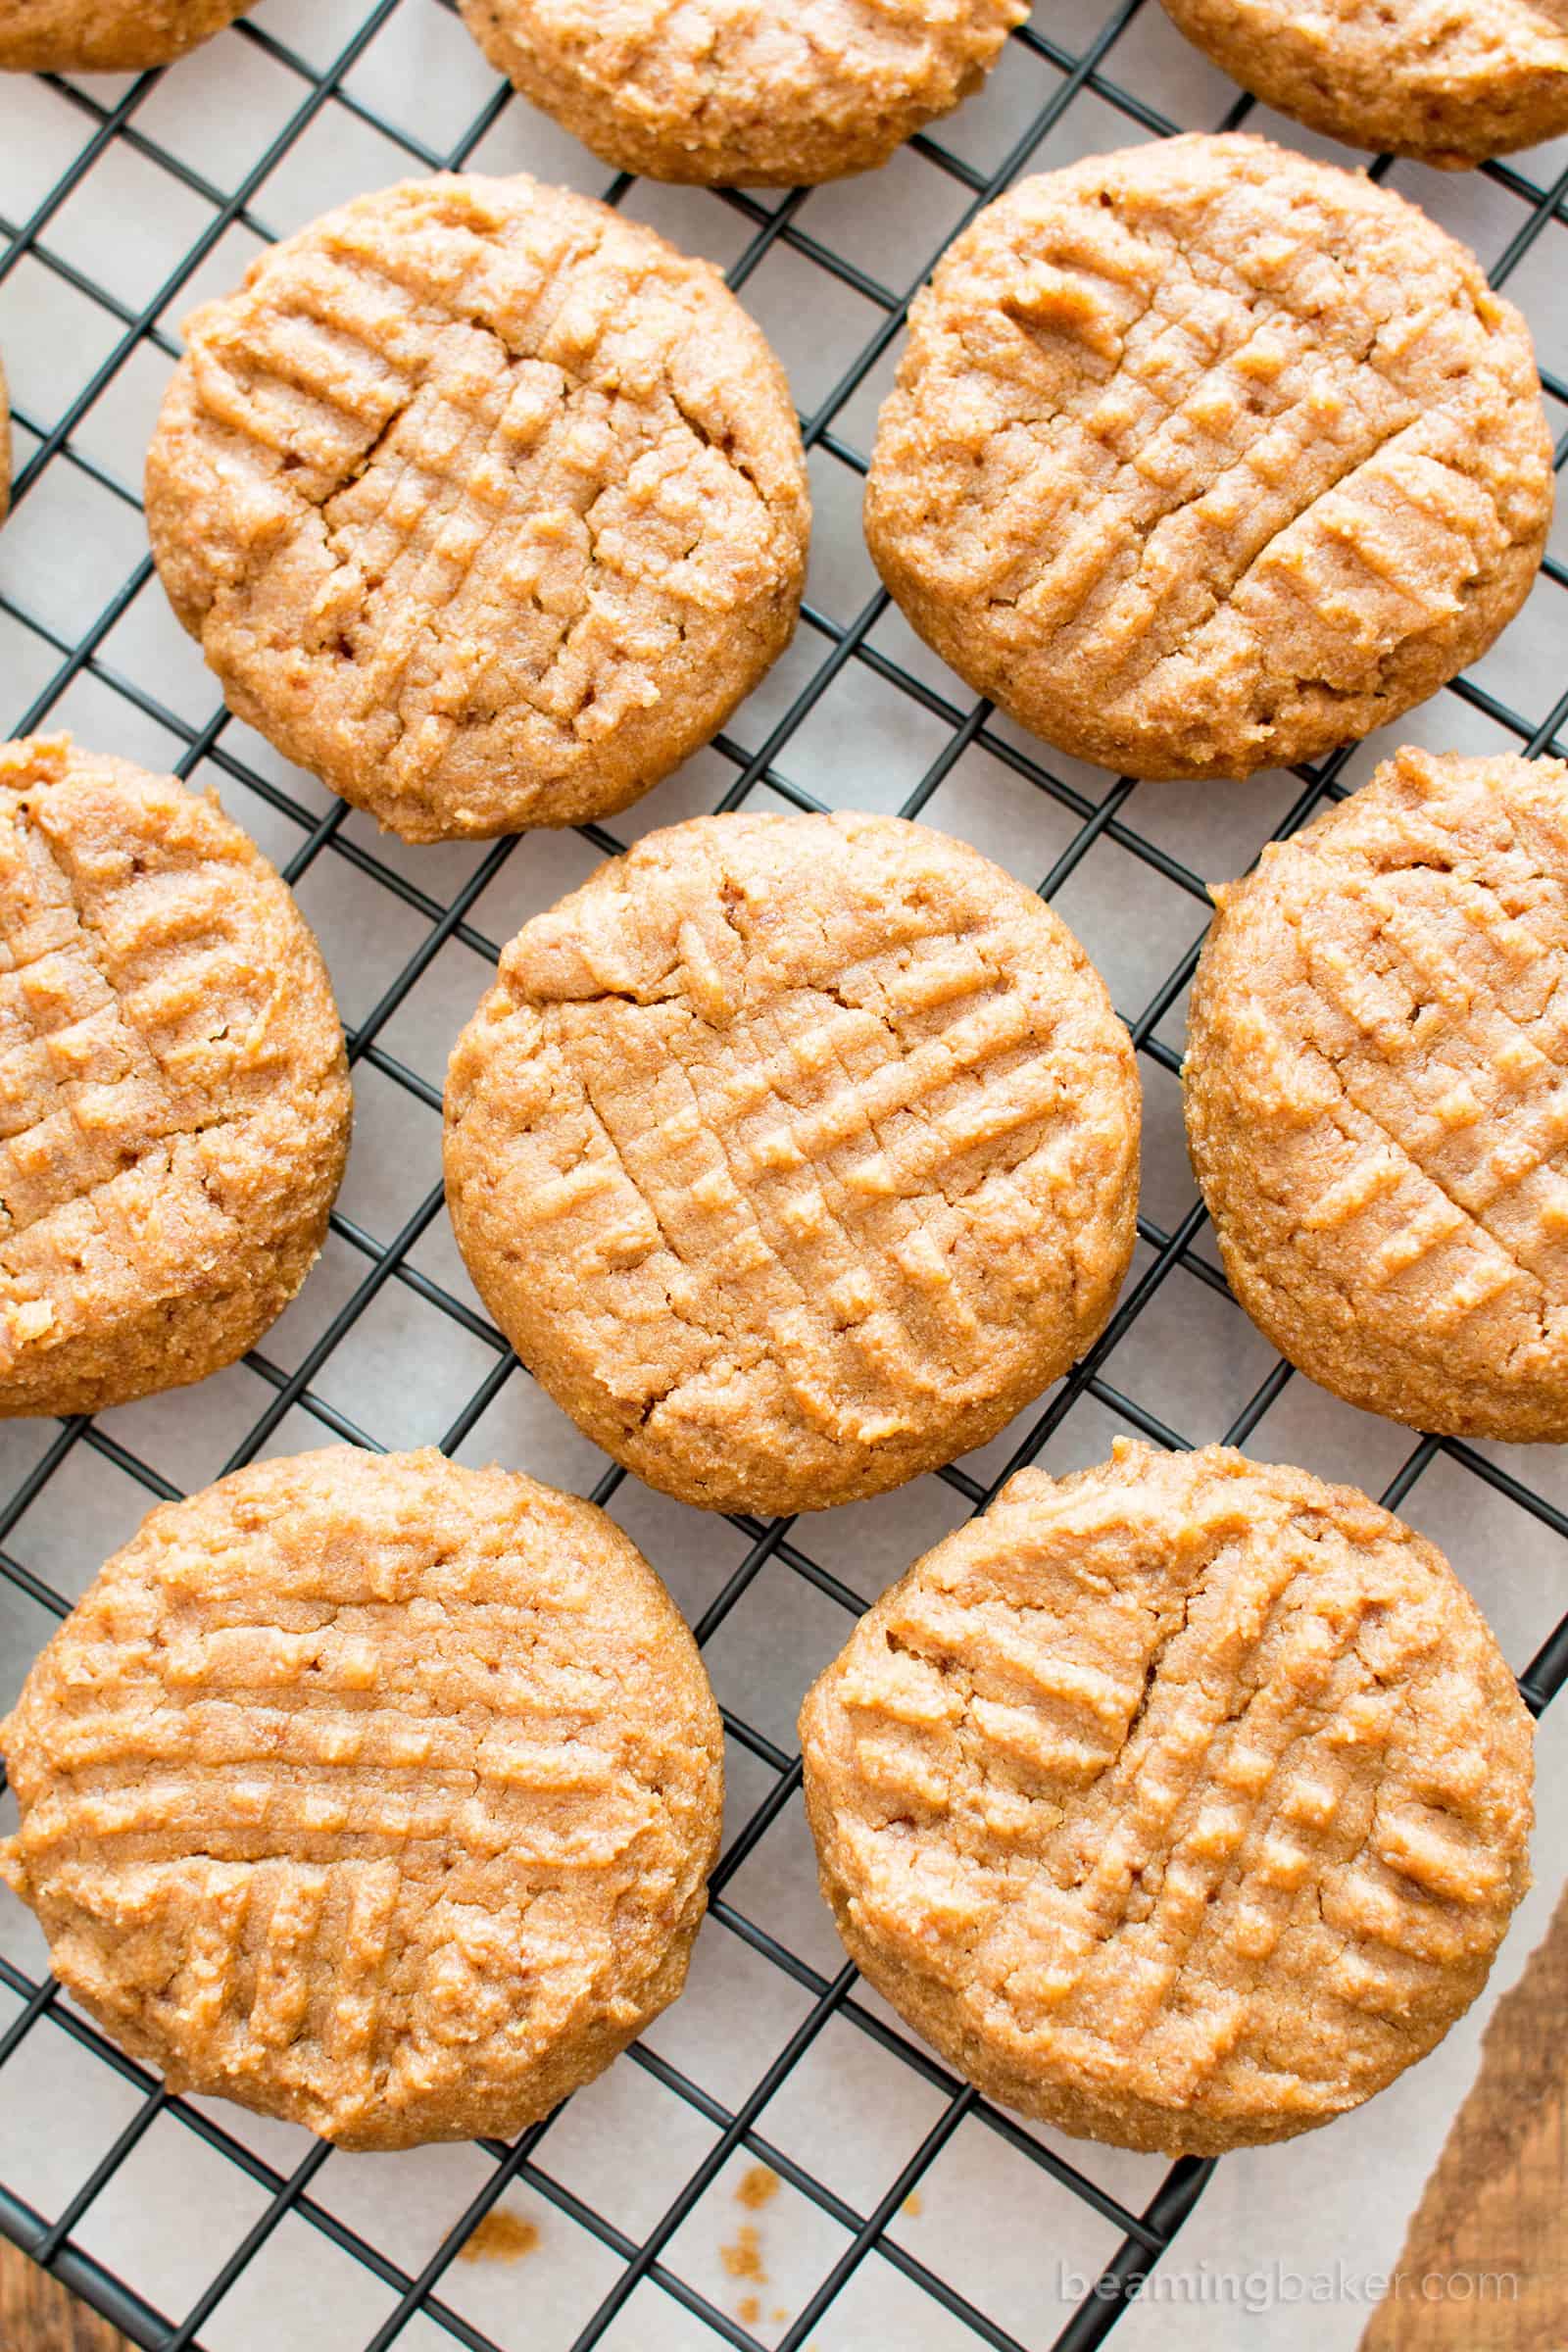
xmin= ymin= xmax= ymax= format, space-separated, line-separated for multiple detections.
xmin=0 ymin=1 xmax=1564 ymax=2345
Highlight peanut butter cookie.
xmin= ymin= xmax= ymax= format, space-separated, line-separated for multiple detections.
xmin=800 ymin=1440 xmax=1534 ymax=2154
xmin=0 ymin=1446 xmax=723 ymax=2149
xmin=444 ymin=811 xmax=1140 ymax=1516
xmin=0 ymin=0 xmax=252 ymax=71
xmin=0 ymin=735 xmax=349 ymax=1419
xmin=1160 ymin=0 xmax=1568 ymax=169
xmin=457 ymin=0 xmax=1028 ymax=186
xmin=145 ymin=173 xmax=809 ymax=843
xmin=1187 ymin=745 xmax=1568 ymax=1441
xmin=864 ymin=134 xmax=1553 ymax=783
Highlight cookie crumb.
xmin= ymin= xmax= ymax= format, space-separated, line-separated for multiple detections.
xmin=459 ymin=2210 xmax=540 ymax=2264
xmin=902 ymin=2190 xmax=924 ymax=2218
xmin=736 ymin=2165 xmax=780 ymax=2211
xmin=721 ymin=2224 xmax=766 ymax=2283
xmin=737 ymin=2295 xmax=760 ymax=2326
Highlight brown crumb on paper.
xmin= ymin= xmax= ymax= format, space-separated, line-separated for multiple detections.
xmin=738 ymin=2295 xmax=760 ymax=2326
xmin=721 ymin=2223 xmax=767 ymax=2283
xmin=903 ymin=2190 xmax=923 ymax=2218
xmin=736 ymin=2164 xmax=780 ymax=2210
xmin=458 ymin=2210 xmax=540 ymax=2264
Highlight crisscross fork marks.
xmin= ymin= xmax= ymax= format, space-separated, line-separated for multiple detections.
xmin=830 ymin=1509 xmax=1395 ymax=2078
xmin=0 ymin=737 xmax=350 ymax=1418
xmin=551 ymin=934 xmax=1065 ymax=1424
xmin=0 ymin=1449 xmax=723 ymax=2149
xmin=865 ymin=133 xmax=1552 ymax=778
xmin=147 ymin=173 xmax=809 ymax=840
xmin=800 ymin=1445 xmax=1533 ymax=2153
xmin=445 ymin=810 xmax=1140 ymax=1512
xmin=0 ymin=800 xmax=184 ymax=1243
xmin=1287 ymin=830 xmax=1568 ymax=1307
xmin=1186 ymin=747 xmax=1568 ymax=1439
xmin=967 ymin=222 xmax=1412 ymax=662
xmin=189 ymin=234 xmax=703 ymax=739
xmin=963 ymin=1537 xmax=1411 ymax=2068
xmin=0 ymin=774 xmax=281 ymax=1242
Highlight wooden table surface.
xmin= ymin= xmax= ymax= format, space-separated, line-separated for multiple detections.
xmin=1361 ymin=1877 xmax=1568 ymax=2352
xmin=0 ymin=2240 xmax=131 ymax=2350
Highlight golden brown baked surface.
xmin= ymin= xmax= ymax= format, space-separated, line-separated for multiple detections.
xmin=444 ymin=811 xmax=1140 ymax=1516
xmin=457 ymin=0 xmax=1028 ymax=185
xmin=0 ymin=0 xmax=250 ymax=70
xmin=0 ymin=734 xmax=350 ymax=1419
xmin=864 ymin=133 xmax=1553 ymax=782
xmin=1160 ymin=0 xmax=1568 ymax=168
xmin=0 ymin=1446 xmax=723 ymax=2150
xmin=145 ymin=173 xmax=809 ymax=843
xmin=800 ymin=1441 xmax=1534 ymax=2154
xmin=1188 ymin=745 xmax=1568 ymax=1442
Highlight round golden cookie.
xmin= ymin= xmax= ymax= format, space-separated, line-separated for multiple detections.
xmin=1188 ymin=745 xmax=1568 ymax=1442
xmin=1160 ymin=0 xmax=1568 ymax=169
xmin=457 ymin=0 xmax=1028 ymax=186
xmin=0 ymin=0 xmax=250 ymax=69
xmin=145 ymin=172 xmax=809 ymax=844
xmin=800 ymin=1439 xmax=1534 ymax=2155
xmin=863 ymin=133 xmax=1553 ymax=784
xmin=444 ymin=811 xmax=1140 ymax=1517
xmin=0 ymin=1446 xmax=723 ymax=2150
xmin=0 ymin=735 xmax=350 ymax=1419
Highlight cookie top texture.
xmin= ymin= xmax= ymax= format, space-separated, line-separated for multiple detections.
xmin=146 ymin=173 xmax=809 ymax=842
xmin=0 ymin=0 xmax=251 ymax=71
xmin=456 ymin=0 xmax=1029 ymax=185
xmin=444 ymin=810 xmax=1140 ymax=1516
xmin=1160 ymin=0 xmax=1568 ymax=168
xmin=864 ymin=133 xmax=1552 ymax=782
xmin=800 ymin=1440 xmax=1534 ymax=2153
xmin=0 ymin=1446 xmax=723 ymax=2149
xmin=1188 ymin=744 xmax=1568 ymax=1441
xmin=0 ymin=734 xmax=350 ymax=1418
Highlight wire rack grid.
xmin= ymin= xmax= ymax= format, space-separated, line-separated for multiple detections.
xmin=0 ymin=2 xmax=1564 ymax=2348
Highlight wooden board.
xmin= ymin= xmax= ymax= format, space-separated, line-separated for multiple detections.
xmin=1360 ymin=1878 xmax=1568 ymax=2350
xmin=0 ymin=2238 xmax=133 ymax=2352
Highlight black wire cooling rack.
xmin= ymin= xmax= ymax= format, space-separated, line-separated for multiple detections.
xmin=0 ymin=2 xmax=1566 ymax=2347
